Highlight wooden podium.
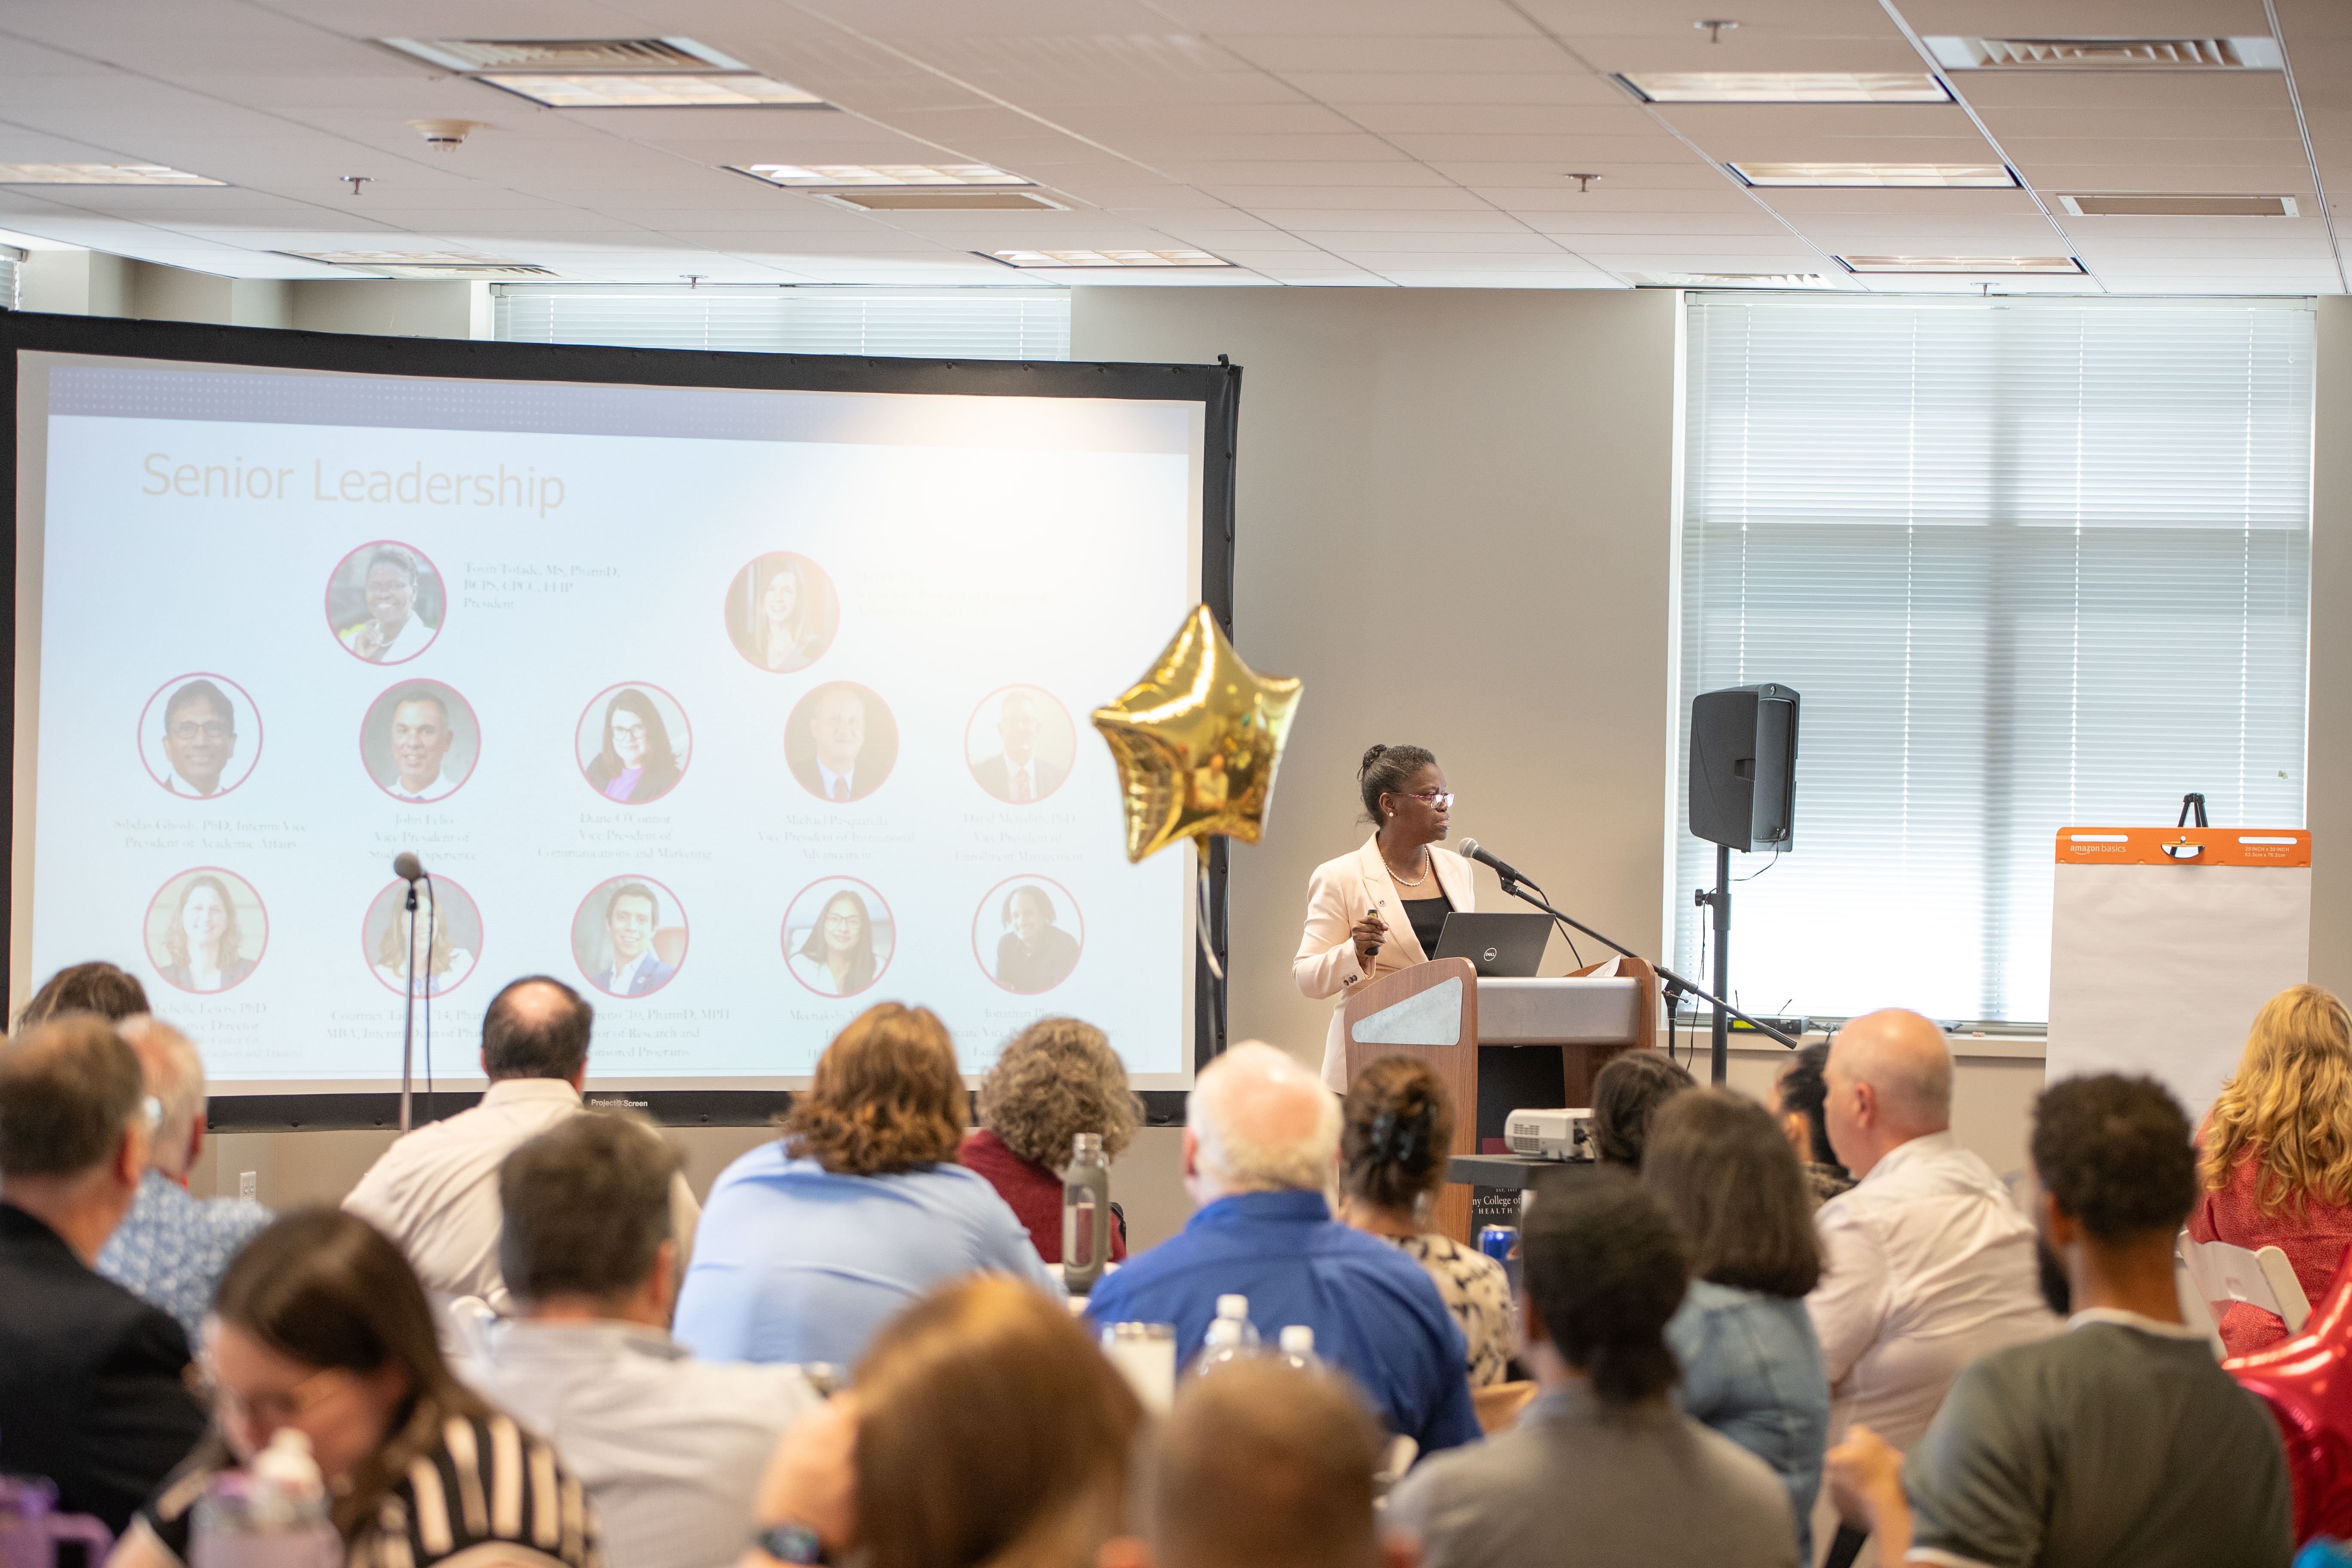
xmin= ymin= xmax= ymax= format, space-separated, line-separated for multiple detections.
xmin=1340 ymin=956 xmax=1660 ymax=1244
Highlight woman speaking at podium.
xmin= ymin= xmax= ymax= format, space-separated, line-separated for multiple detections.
xmin=1294 ymin=744 xmax=1476 ymax=1092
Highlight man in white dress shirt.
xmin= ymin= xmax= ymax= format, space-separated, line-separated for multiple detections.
xmin=382 ymin=689 xmax=456 ymax=802
xmin=1807 ymin=1009 xmax=2057 ymax=1458
xmin=344 ymin=975 xmax=699 ymax=1314
xmin=462 ymin=1112 xmax=819 ymax=1568
xmin=160 ymin=681 xmax=238 ymax=797
xmin=793 ymin=684 xmax=872 ymax=802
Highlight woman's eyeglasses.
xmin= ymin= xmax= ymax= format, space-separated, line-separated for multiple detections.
xmin=1402 ymin=790 xmax=1455 ymax=809
xmin=196 ymin=1362 xmax=350 ymax=1430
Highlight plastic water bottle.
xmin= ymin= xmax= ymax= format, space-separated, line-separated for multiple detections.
xmin=1275 ymin=1325 xmax=1322 ymax=1373
xmin=1214 ymin=1294 xmax=1261 ymax=1350
xmin=1060 ymin=1133 xmax=1112 ymax=1295
xmin=189 ymin=1431 xmax=340 ymax=1568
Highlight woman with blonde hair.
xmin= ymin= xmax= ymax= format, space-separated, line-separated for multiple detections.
xmin=745 ymin=1275 xmax=1141 ymax=1568
xmin=964 ymin=1017 xmax=1141 ymax=1263
xmin=672 ymin=1003 xmax=1061 ymax=1369
xmin=2190 ymin=982 xmax=2352 ymax=1354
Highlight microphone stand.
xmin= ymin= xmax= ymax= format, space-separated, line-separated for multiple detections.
xmin=399 ymin=879 xmax=419 ymax=1133
xmin=1489 ymin=874 xmax=1800 ymax=1084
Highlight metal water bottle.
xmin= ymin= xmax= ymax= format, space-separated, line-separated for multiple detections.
xmin=1061 ymin=1132 xmax=1112 ymax=1294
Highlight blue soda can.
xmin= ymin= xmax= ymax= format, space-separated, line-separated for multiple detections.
xmin=1477 ymin=1225 xmax=1517 ymax=1264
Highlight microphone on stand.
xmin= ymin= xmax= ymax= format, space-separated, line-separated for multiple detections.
xmin=392 ymin=852 xmax=425 ymax=1131
xmin=1456 ymin=837 xmax=1540 ymax=890
xmin=393 ymin=851 xmax=424 ymax=882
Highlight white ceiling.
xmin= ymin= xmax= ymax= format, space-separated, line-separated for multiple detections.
xmin=0 ymin=0 xmax=2345 ymax=292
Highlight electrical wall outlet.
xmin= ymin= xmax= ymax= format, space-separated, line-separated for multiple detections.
xmin=238 ymin=1170 xmax=257 ymax=1203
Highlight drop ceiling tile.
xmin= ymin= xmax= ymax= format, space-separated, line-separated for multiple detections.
xmin=1381 ymin=133 xmax=1715 ymax=163
xmin=1420 ymin=161 xmax=1738 ymax=190
xmin=1278 ymin=229 xmax=1568 ymax=252
xmin=2010 ymin=162 xmax=2318 ymax=191
xmin=1334 ymin=104 xmax=1657 ymax=136
xmin=1139 ymin=1 xmax=1538 ymax=37
xmin=1372 ymin=270 xmax=1623 ymax=285
xmin=1166 ymin=162 xmax=1454 ymax=186
xmin=1518 ymin=210 xmax=1792 ymax=234
xmin=1254 ymin=207 xmax=1531 ymax=231
xmin=1273 ymin=73 xmax=1625 ymax=106
xmin=1215 ymin=35 xmax=1592 ymax=72
xmin=1894 ymin=0 xmax=2275 ymax=34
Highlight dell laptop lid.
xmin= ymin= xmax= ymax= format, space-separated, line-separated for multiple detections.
xmin=1432 ymin=912 xmax=1552 ymax=978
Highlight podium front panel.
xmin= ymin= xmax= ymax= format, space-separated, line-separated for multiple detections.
xmin=1473 ymin=977 xmax=1642 ymax=1044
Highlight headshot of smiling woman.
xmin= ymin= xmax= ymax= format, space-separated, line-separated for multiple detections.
xmin=584 ymin=687 xmax=685 ymax=805
xmin=151 ymin=870 xmax=262 ymax=994
xmin=791 ymin=887 xmax=884 ymax=998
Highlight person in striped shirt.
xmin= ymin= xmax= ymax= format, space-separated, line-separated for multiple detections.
xmin=113 ymin=1210 xmax=603 ymax=1568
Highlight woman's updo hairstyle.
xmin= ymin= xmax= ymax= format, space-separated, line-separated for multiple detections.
xmin=1358 ymin=743 xmax=1436 ymax=824
xmin=1342 ymin=1055 xmax=1455 ymax=1212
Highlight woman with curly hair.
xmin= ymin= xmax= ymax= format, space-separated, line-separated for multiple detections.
xmin=2190 ymin=983 xmax=2352 ymax=1354
xmin=964 ymin=1018 xmax=1140 ymax=1264
xmin=1336 ymin=1056 xmax=1514 ymax=1387
xmin=674 ymin=1002 xmax=1062 ymax=1369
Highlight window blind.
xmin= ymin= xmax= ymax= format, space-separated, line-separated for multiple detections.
xmin=0 ymin=247 xmax=20 ymax=312
xmin=492 ymin=284 xmax=1070 ymax=360
xmin=1673 ymin=295 xmax=2314 ymax=1024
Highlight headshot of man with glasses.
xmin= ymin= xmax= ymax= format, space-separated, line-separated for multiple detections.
xmin=158 ymin=678 xmax=240 ymax=798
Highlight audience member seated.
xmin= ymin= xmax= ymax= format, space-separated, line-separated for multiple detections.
xmin=1083 ymin=1041 xmax=1479 ymax=1455
xmin=0 ymin=1016 xmax=207 ymax=1535
xmin=2190 ymin=983 xmax=2352 ymax=1355
xmin=1770 ymin=1041 xmax=1855 ymax=1207
xmin=1336 ymin=1056 xmax=1514 ymax=1387
xmin=1388 ymin=1175 xmax=1797 ymax=1567
xmin=16 ymin=960 xmax=150 ymax=1030
xmin=961 ymin=1016 xmax=1138 ymax=1264
xmin=1827 ymin=1075 xmax=2294 ymax=1567
xmin=457 ymin=1113 xmax=821 ymax=1568
xmin=1809 ymin=1009 xmax=2055 ymax=1455
xmin=1100 ymin=1358 xmax=1406 ymax=1568
xmin=1590 ymin=1050 xmax=1695 ymax=1170
xmin=95 ymin=1017 xmax=273 ymax=1346
xmin=744 ymin=1275 xmax=1140 ymax=1568
xmin=674 ymin=1003 xmax=1060 ymax=1368
xmin=113 ymin=1210 xmax=603 ymax=1568
xmin=345 ymin=975 xmax=698 ymax=1314
xmin=1641 ymin=1088 xmax=1830 ymax=1563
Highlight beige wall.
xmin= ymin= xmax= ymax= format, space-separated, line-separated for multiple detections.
xmin=1071 ymin=286 xmax=1686 ymax=1068
xmin=15 ymin=254 xmax=483 ymax=339
xmin=2308 ymin=297 xmax=2352 ymax=1000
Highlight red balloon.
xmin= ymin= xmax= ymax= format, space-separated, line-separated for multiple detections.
xmin=2226 ymin=1241 xmax=2352 ymax=1546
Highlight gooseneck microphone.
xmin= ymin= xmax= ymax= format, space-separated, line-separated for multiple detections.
xmin=1456 ymin=838 xmax=1540 ymax=889
xmin=392 ymin=852 xmax=424 ymax=882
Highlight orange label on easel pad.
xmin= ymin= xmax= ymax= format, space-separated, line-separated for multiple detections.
xmin=2055 ymin=827 xmax=2309 ymax=868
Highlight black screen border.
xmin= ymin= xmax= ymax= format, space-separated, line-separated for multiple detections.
xmin=2 ymin=310 xmax=1238 ymax=1130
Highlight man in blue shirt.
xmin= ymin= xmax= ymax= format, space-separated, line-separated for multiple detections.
xmin=1085 ymin=1041 xmax=1479 ymax=1455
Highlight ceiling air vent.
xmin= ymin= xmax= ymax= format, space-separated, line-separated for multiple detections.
xmin=1925 ymin=36 xmax=2282 ymax=70
xmin=1625 ymin=272 xmax=1837 ymax=288
xmin=2059 ymin=194 xmax=2298 ymax=217
xmin=280 ymin=251 xmax=561 ymax=280
xmin=813 ymin=190 xmax=1067 ymax=212
xmin=381 ymin=38 xmax=741 ymax=72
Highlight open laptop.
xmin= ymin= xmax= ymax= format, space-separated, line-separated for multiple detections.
xmin=1432 ymin=912 xmax=1553 ymax=978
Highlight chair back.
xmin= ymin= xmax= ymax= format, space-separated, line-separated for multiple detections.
xmin=2178 ymin=1231 xmax=2312 ymax=1334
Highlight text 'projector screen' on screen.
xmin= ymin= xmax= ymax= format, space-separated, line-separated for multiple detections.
xmin=14 ymin=353 xmax=1211 ymax=1097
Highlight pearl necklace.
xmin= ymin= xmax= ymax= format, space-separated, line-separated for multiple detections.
xmin=1384 ymin=848 xmax=1432 ymax=887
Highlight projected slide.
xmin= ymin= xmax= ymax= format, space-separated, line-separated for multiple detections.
xmin=24 ymin=365 xmax=1201 ymax=1089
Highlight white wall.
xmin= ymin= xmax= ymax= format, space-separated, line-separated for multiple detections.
xmin=1071 ymin=286 xmax=1686 ymax=1069
xmin=2306 ymin=298 xmax=2352 ymax=1000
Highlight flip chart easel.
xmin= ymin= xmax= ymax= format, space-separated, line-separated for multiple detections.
xmin=2046 ymin=826 xmax=2311 ymax=1121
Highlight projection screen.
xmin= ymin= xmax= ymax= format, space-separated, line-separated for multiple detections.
xmin=4 ymin=315 xmax=1236 ymax=1125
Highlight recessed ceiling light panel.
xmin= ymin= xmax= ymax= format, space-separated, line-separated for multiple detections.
xmin=1731 ymin=162 xmax=2016 ymax=188
xmin=481 ymin=74 xmax=819 ymax=107
xmin=1838 ymin=255 xmax=2085 ymax=273
xmin=984 ymin=249 xmax=1231 ymax=269
xmin=815 ymin=190 xmax=1068 ymax=212
xmin=381 ymin=37 xmax=747 ymax=72
xmin=1620 ymin=72 xmax=1950 ymax=103
xmin=1627 ymin=271 xmax=1839 ymax=288
xmin=2059 ymin=193 xmax=2297 ymax=217
xmin=734 ymin=163 xmax=1028 ymax=187
xmin=279 ymin=250 xmax=558 ymax=279
xmin=0 ymin=162 xmax=223 ymax=185
xmin=1924 ymin=36 xmax=2281 ymax=70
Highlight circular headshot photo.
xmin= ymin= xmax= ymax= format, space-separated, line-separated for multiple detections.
xmin=726 ymin=552 xmax=840 ymax=674
xmin=975 ymin=876 xmax=1085 ymax=995
xmin=327 ymin=542 xmax=446 ymax=665
xmin=576 ymin=684 xmax=691 ymax=806
xmin=362 ymin=875 xmax=483 ymax=997
xmin=965 ymin=685 xmax=1077 ymax=805
xmin=144 ymin=867 xmax=267 ymax=995
xmin=782 ymin=877 xmax=896 ymax=999
xmin=139 ymin=673 xmax=262 ymax=800
xmin=785 ymin=682 xmax=898 ymax=803
xmin=360 ymin=681 xmax=480 ymax=805
xmin=573 ymin=875 xmax=686 ymax=998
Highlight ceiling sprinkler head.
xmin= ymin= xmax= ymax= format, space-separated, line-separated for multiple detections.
xmin=408 ymin=119 xmax=483 ymax=151
xmin=1565 ymin=173 xmax=1602 ymax=193
xmin=1696 ymin=19 xmax=1740 ymax=43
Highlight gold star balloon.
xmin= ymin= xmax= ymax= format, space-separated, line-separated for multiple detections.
xmin=1093 ymin=605 xmax=1304 ymax=864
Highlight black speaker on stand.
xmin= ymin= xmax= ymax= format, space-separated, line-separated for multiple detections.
xmin=1688 ymin=683 xmax=1799 ymax=1084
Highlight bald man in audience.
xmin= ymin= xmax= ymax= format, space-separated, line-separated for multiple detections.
xmin=1809 ymin=1010 xmax=2056 ymax=1464
xmin=1100 ymin=1358 xmax=1411 ymax=1568
xmin=345 ymin=974 xmax=699 ymax=1316
xmin=1084 ymin=1041 xmax=1479 ymax=1454
xmin=94 ymin=1016 xmax=272 ymax=1347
